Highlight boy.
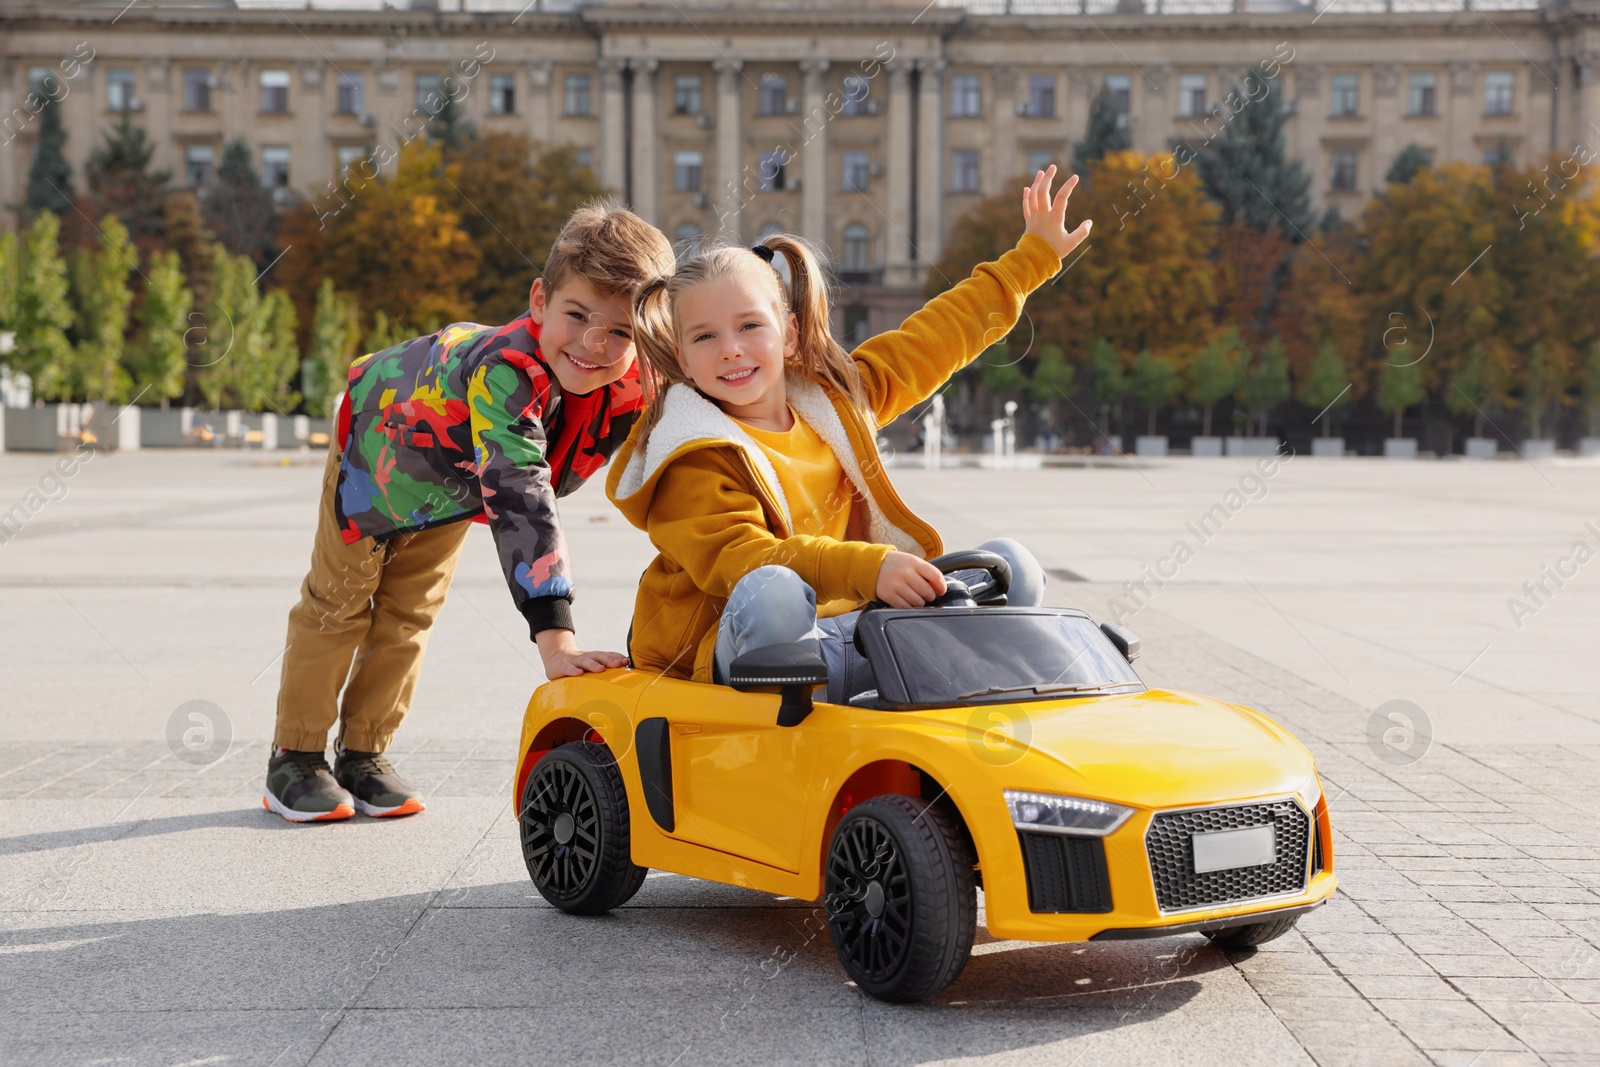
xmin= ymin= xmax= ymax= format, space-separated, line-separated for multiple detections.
xmin=265 ymin=203 xmax=675 ymax=823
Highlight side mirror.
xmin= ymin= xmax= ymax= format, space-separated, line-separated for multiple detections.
xmin=727 ymin=642 xmax=829 ymax=727
xmin=1100 ymin=622 xmax=1141 ymax=662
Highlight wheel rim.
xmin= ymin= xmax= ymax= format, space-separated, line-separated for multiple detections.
xmin=826 ymin=815 xmax=912 ymax=984
xmin=520 ymin=756 xmax=601 ymax=900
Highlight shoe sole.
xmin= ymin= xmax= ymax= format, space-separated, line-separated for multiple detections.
xmin=262 ymin=792 xmax=354 ymax=823
xmin=355 ymin=796 xmax=425 ymax=818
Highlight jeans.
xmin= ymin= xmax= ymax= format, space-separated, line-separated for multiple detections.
xmin=712 ymin=537 xmax=1046 ymax=704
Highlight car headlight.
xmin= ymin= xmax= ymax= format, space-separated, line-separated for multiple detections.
xmin=1004 ymin=790 xmax=1135 ymax=836
xmin=1296 ymin=772 xmax=1322 ymax=813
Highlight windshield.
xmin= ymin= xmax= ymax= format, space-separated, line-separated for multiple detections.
xmin=882 ymin=612 xmax=1143 ymax=706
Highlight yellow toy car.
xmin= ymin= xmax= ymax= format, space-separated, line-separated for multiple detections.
xmin=512 ymin=551 xmax=1335 ymax=1002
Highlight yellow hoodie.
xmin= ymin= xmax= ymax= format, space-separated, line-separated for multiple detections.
xmin=606 ymin=232 xmax=1062 ymax=682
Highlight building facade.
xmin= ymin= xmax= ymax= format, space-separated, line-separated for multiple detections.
xmin=4 ymin=0 xmax=1598 ymax=333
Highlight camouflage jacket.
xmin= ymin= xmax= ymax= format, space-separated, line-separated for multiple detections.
xmin=334 ymin=312 xmax=643 ymax=637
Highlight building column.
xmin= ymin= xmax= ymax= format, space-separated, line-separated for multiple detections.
xmin=1067 ymin=65 xmax=1093 ymax=160
xmin=599 ymin=57 xmax=627 ymax=195
xmin=915 ymin=58 xmax=945 ymax=278
xmin=799 ymin=59 xmax=830 ymax=248
xmin=1577 ymin=53 xmax=1600 ymax=156
xmin=523 ymin=60 xmax=552 ymax=143
xmin=299 ymin=60 xmax=330 ymax=188
xmin=712 ymin=58 xmax=744 ymax=241
xmin=1447 ymin=61 xmax=1477 ymax=162
xmin=990 ymin=68 xmax=1019 ymax=186
xmin=631 ymin=58 xmax=659 ymax=223
xmin=143 ymin=58 xmax=174 ymax=186
xmin=885 ymin=61 xmax=914 ymax=287
xmin=1370 ymin=62 xmax=1401 ymax=191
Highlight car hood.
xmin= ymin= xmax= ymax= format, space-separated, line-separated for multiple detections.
xmin=916 ymin=688 xmax=1315 ymax=810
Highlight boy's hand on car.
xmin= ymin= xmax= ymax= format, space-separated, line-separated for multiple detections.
xmin=535 ymin=629 xmax=628 ymax=680
xmin=875 ymin=551 xmax=948 ymax=609
xmin=1022 ymin=165 xmax=1092 ymax=261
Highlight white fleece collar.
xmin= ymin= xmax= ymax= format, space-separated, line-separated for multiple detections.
xmin=614 ymin=375 xmax=920 ymax=553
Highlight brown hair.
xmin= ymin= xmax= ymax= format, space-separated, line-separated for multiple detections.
xmin=630 ymin=232 xmax=867 ymax=437
xmin=539 ymin=199 xmax=676 ymax=304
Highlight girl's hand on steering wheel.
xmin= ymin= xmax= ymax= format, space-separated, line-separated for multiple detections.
xmin=1022 ymin=165 xmax=1092 ymax=261
xmin=875 ymin=551 xmax=948 ymax=609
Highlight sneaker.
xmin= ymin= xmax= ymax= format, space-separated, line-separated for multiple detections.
xmin=263 ymin=748 xmax=355 ymax=823
xmin=334 ymin=749 xmax=425 ymax=818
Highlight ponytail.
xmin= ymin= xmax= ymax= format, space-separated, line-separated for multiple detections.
xmin=755 ymin=233 xmax=868 ymax=413
xmin=630 ymin=274 xmax=690 ymax=438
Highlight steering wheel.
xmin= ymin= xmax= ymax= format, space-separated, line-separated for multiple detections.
xmin=861 ymin=549 xmax=1012 ymax=613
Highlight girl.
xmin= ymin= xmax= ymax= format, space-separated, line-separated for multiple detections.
xmin=607 ymin=168 xmax=1091 ymax=699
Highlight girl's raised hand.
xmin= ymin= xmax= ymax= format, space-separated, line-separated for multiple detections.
xmin=1022 ymin=165 xmax=1092 ymax=260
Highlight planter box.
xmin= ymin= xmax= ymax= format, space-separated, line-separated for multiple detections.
xmin=141 ymin=408 xmax=195 ymax=447
xmin=293 ymin=415 xmax=333 ymax=448
xmin=1226 ymin=436 xmax=1280 ymax=457
xmin=1190 ymin=436 xmax=1223 ymax=457
xmin=1580 ymin=437 xmax=1600 ymax=457
xmin=1384 ymin=438 xmax=1418 ymax=460
xmin=1464 ymin=437 xmax=1498 ymax=461
xmin=240 ymin=412 xmax=279 ymax=450
xmin=1310 ymin=437 xmax=1345 ymax=458
xmin=1134 ymin=435 xmax=1168 ymax=458
xmin=4 ymin=404 xmax=81 ymax=452
xmin=80 ymin=402 xmax=139 ymax=451
xmin=191 ymin=410 xmax=242 ymax=446
xmin=1521 ymin=438 xmax=1556 ymax=460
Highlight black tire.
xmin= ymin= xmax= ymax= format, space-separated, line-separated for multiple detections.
xmin=519 ymin=742 xmax=647 ymax=915
xmin=824 ymin=794 xmax=976 ymax=1002
xmin=1203 ymin=914 xmax=1300 ymax=949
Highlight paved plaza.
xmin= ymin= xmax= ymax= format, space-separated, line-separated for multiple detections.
xmin=3 ymin=446 xmax=1599 ymax=1066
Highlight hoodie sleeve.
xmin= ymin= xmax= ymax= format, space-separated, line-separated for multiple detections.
xmin=850 ymin=232 xmax=1062 ymax=427
xmin=467 ymin=354 xmax=574 ymax=638
xmin=646 ymin=448 xmax=893 ymax=605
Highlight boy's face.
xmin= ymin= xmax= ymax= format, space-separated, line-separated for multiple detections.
xmin=529 ymin=276 xmax=638 ymax=395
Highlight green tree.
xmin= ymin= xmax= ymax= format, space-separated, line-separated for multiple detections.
xmin=243 ymin=288 xmax=302 ymax=414
xmin=302 ymin=278 xmax=361 ymax=417
xmin=426 ymin=79 xmax=477 ymax=153
xmin=1385 ymin=144 xmax=1433 ymax=186
xmin=196 ymin=248 xmax=260 ymax=410
xmin=164 ymin=191 xmax=218 ymax=311
xmin=1189 ymin=329 xmax=1241 ymax=437
xmin=1192 ymin=74 xmax=1312 ymax=238
xmin=60 ymin=215 xmax=138 ymax=403
xmin=1521 ymin=344 xmax=1564 ymax=440
xmin=204 ymin=139 xmax=279 ymax=265
xmin=25 ymin=78 xmax=74 ymax=222
xmin=1297 ymin=342 xmax=1350 ymax=438
xmin=1088 ymin=337 xmax=1125 ymax=429
xmin=977 ymin=341 xmax=1028 ymax=396
xmin=14 ymin=212 xmax=76 ymax=399
xmin=1444 ymin=342 xmax=1499 ymax=439
xmin=1028 ymin=342 xmax=1076 ymax=403
xmin=1127 ymin=350 xmax=1179 ymax=435
xmin=1236 ymin=337 xmax=1290 ymax=437
xmin=363 ymin=308 xmax=411 ymax=354
xmin=84 ymin=107 xmax=171 ymax=249
xmin=0 ymin=230 xmax=19 ymax=354
xmin=128 ymin=250 xmax=194 ymax=406
xmin=1071 ymin=88 xmax=1131 ymax=175
xmin=1377 ymin=358 xmax=1425 ymax=439
xmin=1582 ymin=342 xmax=1600 ymax=439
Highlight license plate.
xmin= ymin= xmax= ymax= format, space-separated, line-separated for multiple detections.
xmin=1192 ymin=824 xmax=1276 ymax=874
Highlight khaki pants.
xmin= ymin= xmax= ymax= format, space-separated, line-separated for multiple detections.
xmin=273 ymin=443 xmax=471 ymax=753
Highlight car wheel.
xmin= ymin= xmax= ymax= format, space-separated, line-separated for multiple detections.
xmin=519 ymin=742 xmax=647 ymax=915
xmin=824 ymin=794 xmax=976 ymax=1002
xmin=1203 ymin=914 xmax=1300 ymax=949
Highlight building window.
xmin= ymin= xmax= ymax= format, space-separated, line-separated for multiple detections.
xmin=1329 ymin=151 xmax=1357 ymax=192
xmin=564 ymin=73 xmax=592 ymax=116
xmin=1106 ymin=74 xmax=1132 ymax=127
xmin=1483 ymin=143 xmax=1513 ymax=165
xmin=1026 ymin=74 xmax=1055 ymax=118
xmin=183 ymin=69 xmax=212 ymax=112
xmin=415 ymin=74 xmax=442 ymax=110
xmin=841 ymin=223 xmax=871 ymax=271
xmin=759 ymin=73 xmax=788 ymax=116
xmin=842 ymin=151 xmax=870 ymax=193
xmin=107 ymin=68 xmax=137 ymax=111
xmin=261 ymin=146 xmax=291 ymax=196
xmin=759 ymin=149 xmax=786 ymax=191
xmin=951 ymin=150 xmax=980 ymax=193
xmin=490 ymin=73 xmax=515 ymax=115
xmin=674 ymin=150 xmax=703 ymax=192
xmin=674 ymin=74 xmax=702 ymax=115
xmin=575 ymin=148 xmax=593 ymax=173
xmin=1329 ymin=73 xmax=1358 ymax=118
xmin=260 ymin=69 xmax=290 ymax=114
xmin=1484 ymin=71 xmax=1514 ymax=116
xmin=1407 ymin=72 xmax=1436 ymax=117
xmin=1178 ymin=74 xmax=1206 ymax=118
xmin=1026 ymin=150 xmax=1056 ymax=177
xmin=337 ymin=73 xmax=364 ymax=115
xmin=841 ymin=74 xmax=871 ymax=117
xmin=28 ymin=67 xmax=57 ymax=99
xmin=336 ymin=145 xmax=368 ymax=178
xmin=185 ymin=144 xmax=214 ymax=188
xmin=950 ymin=73 xmax=981 ymax=118
xmin=673 ymin=222 xmax=702 ymax=259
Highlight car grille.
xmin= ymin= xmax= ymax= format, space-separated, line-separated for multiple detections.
xmin=1018 ymin=832 xmax=1112 ymax=913
xmin=1145 ymin=800 xmax=1311 ymax=912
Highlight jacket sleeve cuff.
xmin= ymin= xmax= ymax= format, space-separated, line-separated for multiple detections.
xmin=993 ymin=231 xmax=1065 ymax=295
xmin=841 ymin=543 xmax=896 ymax=602
xmin=521 ymin=596 xmax=574 ymax=640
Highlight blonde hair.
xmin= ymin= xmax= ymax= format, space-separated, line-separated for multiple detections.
xmin=541 ymin=199 xmax=675 ymax=303
xmin=631 ymin=232 xmax=867 ymax=436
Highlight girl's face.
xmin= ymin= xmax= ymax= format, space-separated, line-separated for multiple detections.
xmin=674 ymin=271 xmax=798 ymax=421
